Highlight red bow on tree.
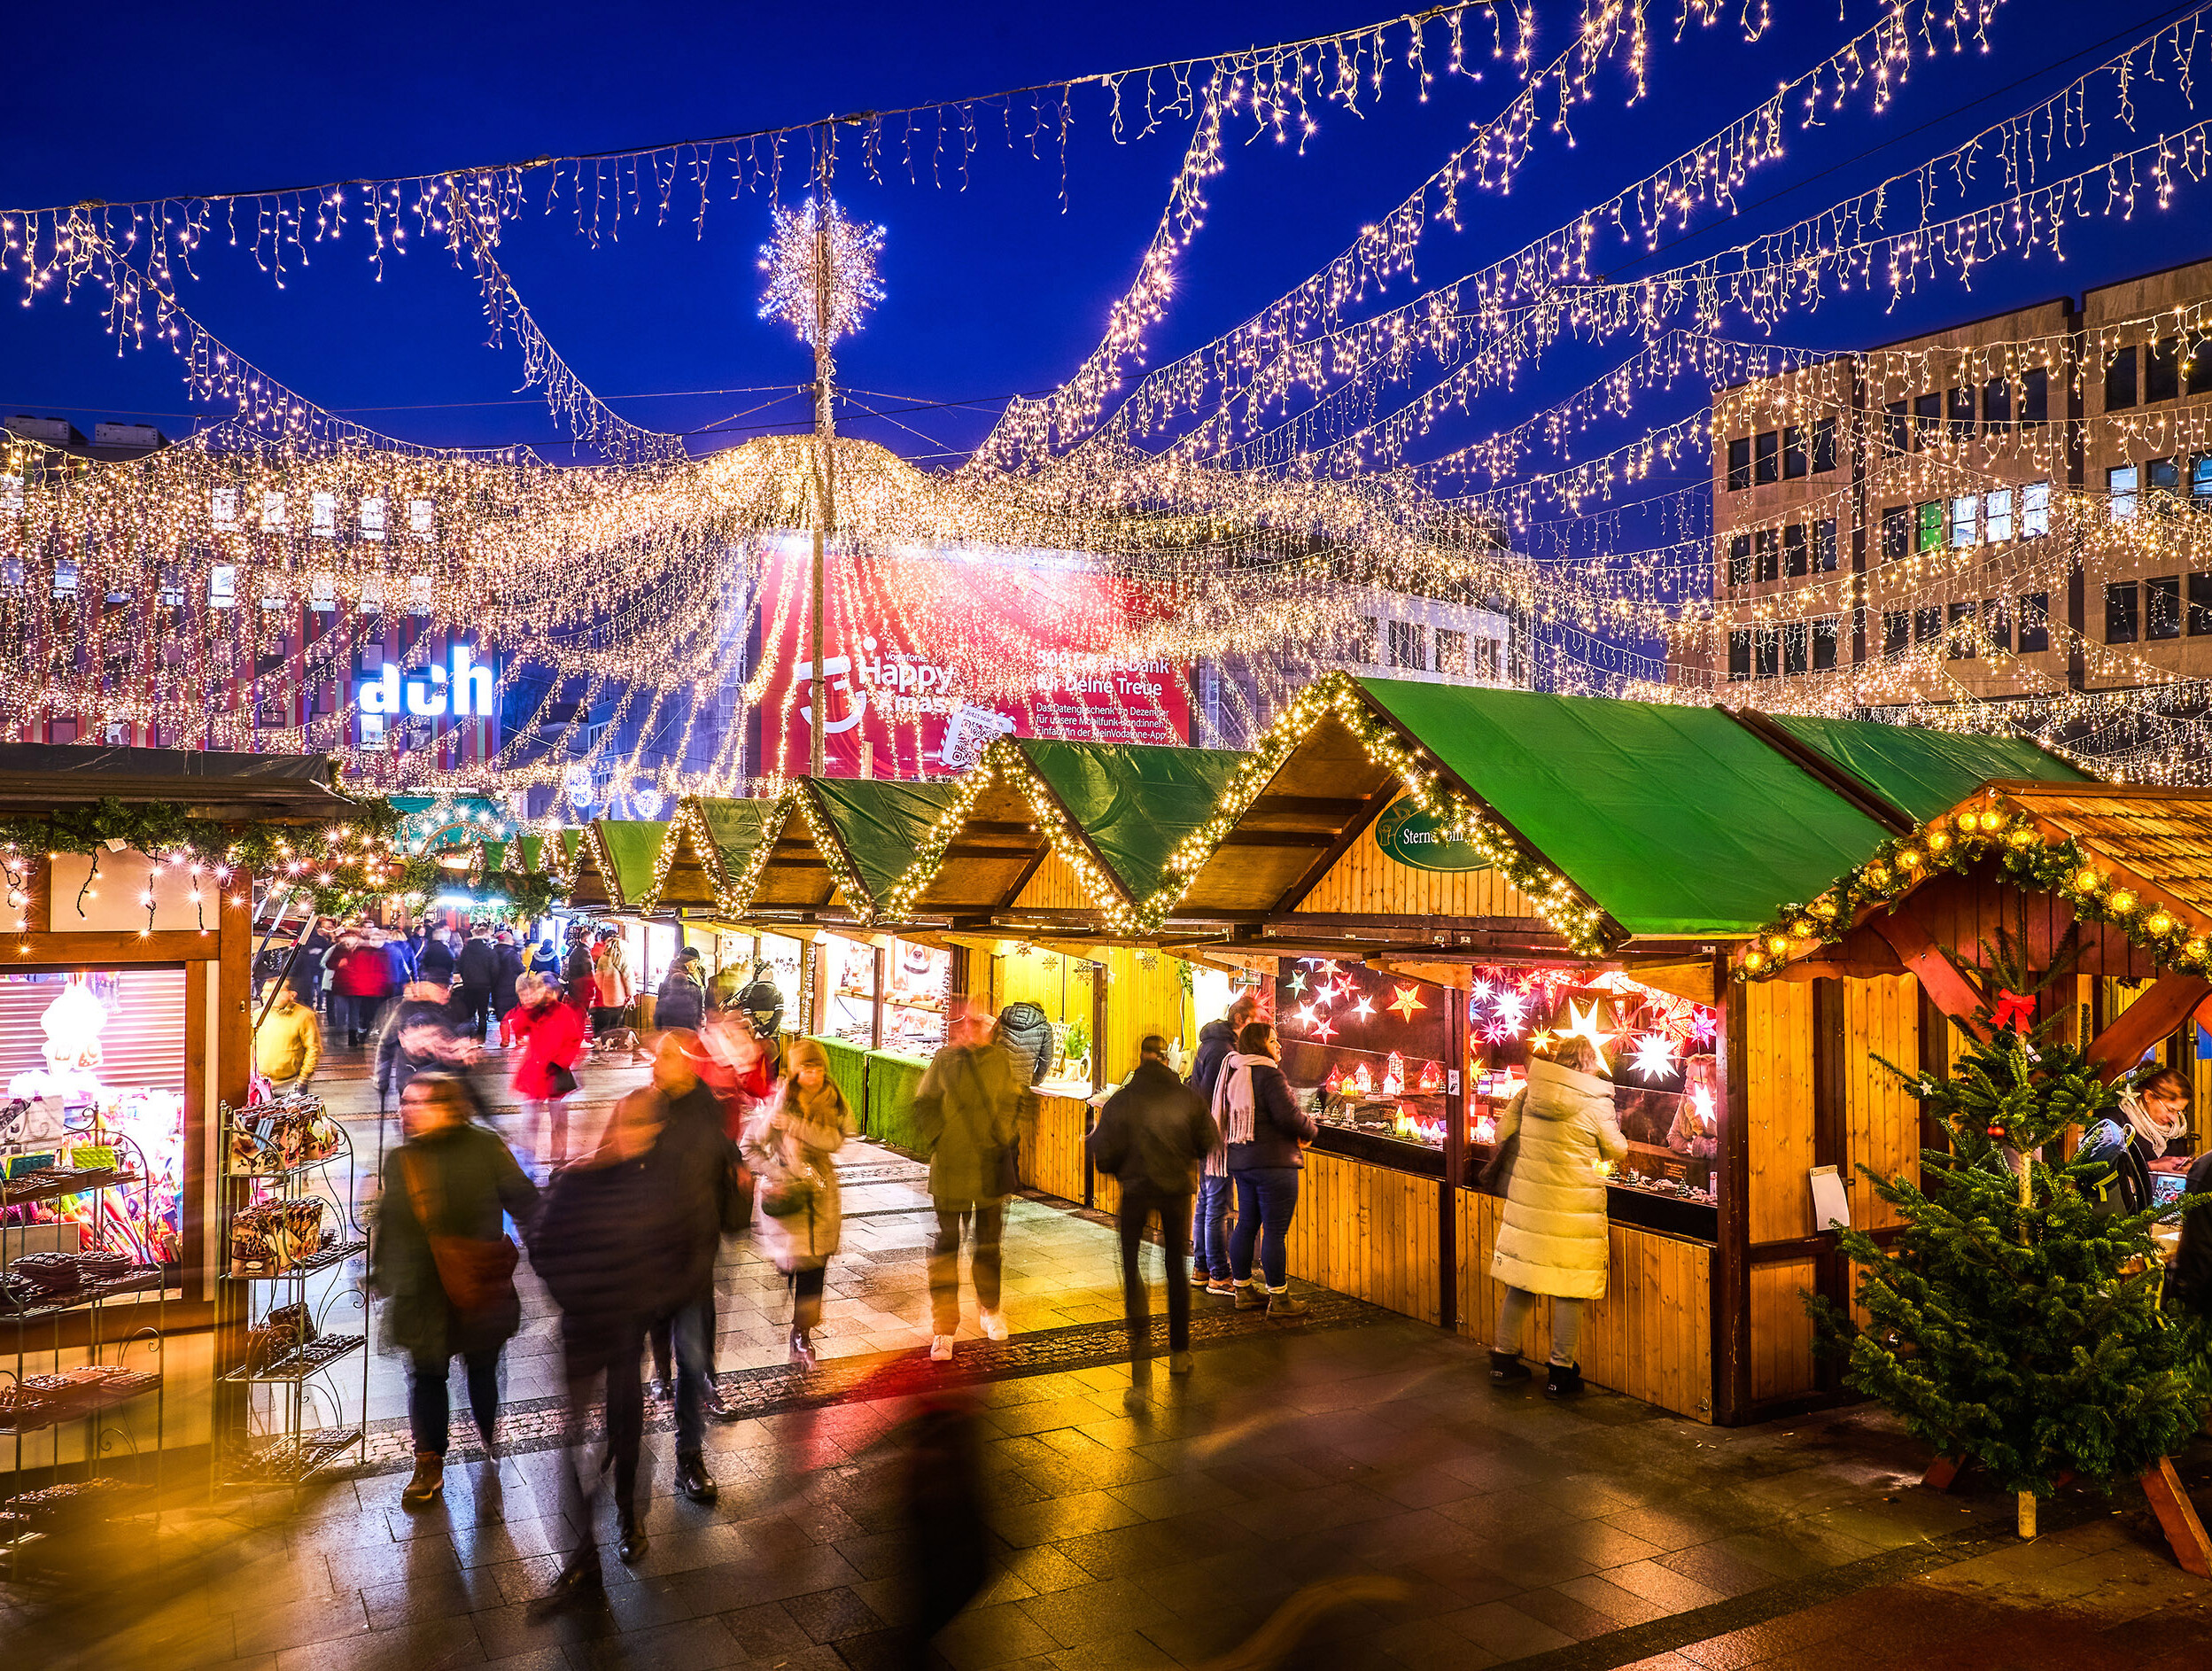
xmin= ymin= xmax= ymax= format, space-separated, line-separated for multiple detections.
xmin=1989 ymin=989 xmax=2036 ymax=1033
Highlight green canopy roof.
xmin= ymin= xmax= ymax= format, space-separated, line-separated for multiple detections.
xmin=1354 ymin=679 xmax=1894 ymax=937
xmin=513 ymin=833 xmax=545 ymax=874
xmin=1014 ymin=740 xmax=1247 ymax=904
xmin=805 ymin=778 xmax=966 ymax=909
xmin=693 ymin=798 xmax=788 ymax=902
xmin=480 ymin=840 xmax=506 ymax=874
xmin=597 ymin=820 xmax=668 ymax=906
xmin=1768 ymin=714 xmax=2089 ymax=825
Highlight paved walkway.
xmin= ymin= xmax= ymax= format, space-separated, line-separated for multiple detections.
xmin=8 ymin=1043 xmax=2212 ymax=1669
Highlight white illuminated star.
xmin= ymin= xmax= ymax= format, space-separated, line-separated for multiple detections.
xmin=1626 ymin=1033 xmax=1679 ymax=1084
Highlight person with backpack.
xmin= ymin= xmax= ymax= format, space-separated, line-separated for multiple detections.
xmin=2078 ymin=1065 xmax=2193 ymax=1216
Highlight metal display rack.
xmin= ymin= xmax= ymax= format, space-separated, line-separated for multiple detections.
xmin=1 ymin=1123 xmax=174 ymax=1569
xmin=213 ymin=1093 xmax=369 ymax=1492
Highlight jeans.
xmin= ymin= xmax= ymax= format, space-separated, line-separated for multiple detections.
xmin=1193 ymin=1174 xmax=1233 ymax=1281
xmin=450 ymin=985 xmax=493 ymax=1042
xmin=1117 ymin=1185 xmax=1191 ymax=1373
xmin=666 ymin=1288 xmax=716 ymax=1463
xmin=1229 ymin=1167 xmax=1300 ymax=1290
xmin=329 ymin=992 xmax=372 ymax=1041
xmin=1496 ymin=1286 xmax=1582 ymax=1365
xmin=790 ymin=1265 xmax=827 ymax=1333
xmin=406 ymin=1348 xmax=501 ymax=1456
xmin=930 ymin=1203 xmax=1005 ymax=1336
xmin=560 ymin=1325 xmax=645 ymax=1555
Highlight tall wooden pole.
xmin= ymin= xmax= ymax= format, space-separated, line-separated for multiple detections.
xmin=809 ymin=175 xmax=836 ymax=781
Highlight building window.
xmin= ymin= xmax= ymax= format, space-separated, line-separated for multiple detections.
xmin=2147 ymin=340 xmax=2181 ymax=404
xmin=2022 ymin=367 xmax=2049 ymax=424
xmin=1727 ymin=630 xmax=1751 ymax=680
xmin=2149 ymin=456 xmax=2182 ymax=499
xmin=1782 ymin=622 xmax=1808 ymax=676
xmin=1812 ymin=416 xmax=1838 ymax=473
xmin=2109 ymin=464 xmax=2139 ymax=522
xmin=2023 ymin=479 xmax=2051 ymax=538
xmin=2148 ymin=575 xmax=2182 ymax=641
xmin=1387 ymin=619 xmax=1427 ymax=669
xmin=2018 ymin=592 xmax=2051 ymax=652
xmin=1951 ymin=495 xmax=1979 ymax=548
xmin=1812 ymin=615 xmax=1840 ymax=671
xmin=1882 ymin=610 xmax=1909 ymax=655
xmin=1983 ymin=597 xmax=2010 ymax=650
xmin=1881 ymin=505 xmax=1911 ymax=562
xmin=1727 ymin=438 xmax=1750 ymax=491
xmin=2194 ymin=455 xmax=2212 ymax=498
xmin=1985 ymin=488 xmax=2014 ymax=543
xmin=1914 ymin=606 xmax=1943 ymax=644
xmin=1356 ymin=617 xmax=1378 ymax=665
xmin=1916 ymin=501 xmax=1944 ymax=552
xmin=1782 ymin=426 xmax=1808 ymax=479
xmin=1913 ymin=392 xmax=1943 ymax=446
xmin=2191 ymin=343 xmax=2212 ymax=398
xmin=1884 ymin=401 xmax=1911 ymax=455
xmin=1948 ymin=385 xmax=1975 ymax=438
xmin=1983 ymin=375 xmax=2012 ymax=430
xmin=1814 ymin=518 xmax=1838 ymax=572
xmin=2106 ymin=581 xmax=2139 ymax=644
xmin=1754 ymin=431 xmax=1779 ymax=485
xmin=1783 ymin=523 xmax=1808 ymax=578
xmin=1754 ymin=527 xmax=1779 ymax=584
xmin=2107 ymin=346 xmax=2138 ymax=411
xmin=1753 ymin=628 xmax=1779 ymax=679
xmin=1946 ymin=602 xmax=1977 ymax=659
xmin=1727 ymin=533 xmax=1752 ymax=587
xmin=2188 ymin=573 xmax=2212 ymax=635
xmin=1434 ymin=627 xmax=1468 ymax=677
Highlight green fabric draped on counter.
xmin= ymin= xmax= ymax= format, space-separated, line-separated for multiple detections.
xmin=803 ymin=1036 xmax=932 ymax=1154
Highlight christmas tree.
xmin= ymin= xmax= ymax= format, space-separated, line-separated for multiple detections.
xmin=1812 ymin=924 xmax=2212 ymax=1529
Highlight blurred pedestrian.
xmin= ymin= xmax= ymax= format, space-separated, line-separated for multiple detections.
xmin=643 ymin=1030 xmax=739 ymax=1497
xmin=529 ymin=1088 xmax=673 ymax=1610
xmin=329 ymin=926 xmax=391 ymax=1048
xmin=253 ymin=978 xmax=322 ymax=1094
xmin=1189 ymin=990 xmax=1257 ymax=1298
xmin=1090 ymin=1035 xmax=1220 ymax=1410
xmin=913 ymin=1006 xmax=1026 ymax=1363
xmin=491 ymin=929 xmax=524 ymax=1041
xmin=1217 ymin=1018 xmax=1317 ymax=1322
xmin=745 ymin=1037 xmax=853 ymax=1366
xmin=562 ymin=927 xmax=595 ymax=1024
xmin=507 ymin=972 xmax=585 ymax=1169
xmin=655 ymin=946 xmax=710 ymax=1032
xmin=592 ymin=929 xmax=646 ymax=1061
xmin=380 ymin=925 xmax=418 ymax=1030
xmin=418 ymin=924 xmax=457 ymax=991
xmin=376 ymin=979 xmax=466 ymax=1108
xmin=292 ymin=915 xmax=335 ymax=1010
xmin=702 ymin=1009 xmax=781 ymax=1139
xmin=372 ymin=1072 xmax=539 ymax=1508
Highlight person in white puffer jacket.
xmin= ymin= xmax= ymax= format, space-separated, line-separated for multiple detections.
xmin=1487 ymin=1035 xmax=1628 ymax=1395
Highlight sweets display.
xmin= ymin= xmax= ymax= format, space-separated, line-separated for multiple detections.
xmin=228 ymin=1197 xmax=330 ymax=1276
xmin=225 ymin=1096 xmax=342 ymax=1175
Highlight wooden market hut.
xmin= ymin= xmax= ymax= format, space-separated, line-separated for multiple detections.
xmin=563 ymin=818 xmax=669 ymax=914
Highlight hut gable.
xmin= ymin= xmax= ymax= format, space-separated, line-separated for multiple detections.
xmin=1292 ymin=791 xmax=1548 ymax=921
xmin=1011 ymin=848 xmax=1095 ymax=912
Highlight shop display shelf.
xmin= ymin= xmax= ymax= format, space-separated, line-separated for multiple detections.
xmin=0 ymin=1169 xmax=142 ymax=1208
xmin=0 ymin=1265 xmax=173 ymax=1323
xmin=220 ymin=1426 xmax=365 ymax=1486
xmin=0 ymin=1372 xmax=161 ymax=1435
xmin=220 ymin=1239 xmax=364 ymax=1283
xmin=221 ymin=1147 xmax=343 ymax=1183
xmin=221 ymin=1333 xmax=365 ymax=1384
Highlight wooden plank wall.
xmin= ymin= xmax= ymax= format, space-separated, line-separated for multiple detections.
xmin=1455 ymin=1191 xmax=1713 ymax=1421
xmin=1011 ymin=851 xmax=1094 ymax=911
xmin=991 ymin=946 xmax=1090 ymax=1026
xmin=1281 ymin=1151 xmax=1440 ymax=1325
xmin=1022 ymin=1095 xmax=1090 ymax=1204
xmin=1742 ymin=979 xmax=1819 ymax=1403
xmin=1101 ymin=949 xmax=1193 ymax=1082
xmin=1292 ymin=793 xmax=1545 ymax=919
xmin=1749 ymin=1259 xmax=1820 ymax=1404
xmin=1842 ymin=975 xmax=1921 ymax=1233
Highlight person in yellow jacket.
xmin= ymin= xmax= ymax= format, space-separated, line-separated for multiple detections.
xmin=254 ymin=979 xmax=323 ymax=1092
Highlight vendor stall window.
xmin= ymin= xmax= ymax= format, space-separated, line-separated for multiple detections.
xmin=1274 ymin=962 xmax=1452 ymax=1157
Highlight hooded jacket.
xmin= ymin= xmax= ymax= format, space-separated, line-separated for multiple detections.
xmin=1488 ymin=1057 xmax=1630 ymax=1301
xmin=1189 ymin=1019 xmax=1239 ymax=1110
xmin=656 ymin=965 xmax=708 ymax=1031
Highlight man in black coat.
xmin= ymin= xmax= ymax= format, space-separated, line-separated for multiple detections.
xmin=648 ymin=1030 xmax=739 ymax=1501
xmin=452 ymin=923 xmax=500 ymax=1043
xmin=490 ymin=930 xmax=525 ymax=1037
xmin=417 ymin=926 xmax=457 ymax=990
xmin=1090 ymin=1036 xmax=1222 ymax=1411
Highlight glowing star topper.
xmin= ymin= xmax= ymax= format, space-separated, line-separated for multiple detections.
xmin=1626 ymin=1032 xmax=1679 ymax=1084
xmin=1386 ymin=984 xmax=1427 ymax=1022
xmin=1561 ymin=999 xmax=1618 ymax=1060
xmin=757 ymin=197 xmax=887 ymax=347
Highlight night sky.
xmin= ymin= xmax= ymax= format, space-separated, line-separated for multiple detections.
xmin=5 ymin=2 xmax=2208 ymax=475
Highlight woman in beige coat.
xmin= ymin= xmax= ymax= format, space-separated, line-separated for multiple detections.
xmin=1488 ymin=1036 xmax=1628 ymax=1395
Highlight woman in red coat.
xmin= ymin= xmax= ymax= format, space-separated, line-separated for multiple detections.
xmin=508 ymin=973 xmax=586 ymax=1169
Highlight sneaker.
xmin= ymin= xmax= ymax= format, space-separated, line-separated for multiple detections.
xmin=1266 ymin=1291 xmax=1311 ymax=1322
xmin=1206 ymin=1277 xmax=1236 ymax=1296
xmin=1168 ymin=1350 xmax=1195 ymax=1376
xmin=930 ymin=1334 xmax=954 ymax=1363
xmin=1489 ymin=1350 xmax=1532 ymax=1384
xmin=1187 ymin=1269 xmax=1212 ymax=1288
xmin=1545 ymin=1360 xmax=1585 ymax=1397
xmin=1123 ymin=1382 xmax=1150 ymax=1415
xmin=1233 ymin=1283 xmax=1267 ymax=1311
xmin=979 ymin=1308 xmax=1009 ymax=1342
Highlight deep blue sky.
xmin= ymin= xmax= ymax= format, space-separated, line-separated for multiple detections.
xmin=5 ymin=1 xmax=2209 ymax=468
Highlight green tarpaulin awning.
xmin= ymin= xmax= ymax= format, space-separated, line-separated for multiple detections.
xmin=514 ymin=834 xmax=545 ymax=874
xmin=804 ymin=778 xmax=966 ymax=909
xmin=695 ymin=798 xmax=788 ymax=899
xmin=1768 ymin=714 xmax=2089 ymax=825
xmin=596 ymin=820 xmax=668 ymax=906
xmin=1014 ymin=740 xmax=1247 ymax=904
xmin=1354 ymin=679 xmax=1894 ymax=937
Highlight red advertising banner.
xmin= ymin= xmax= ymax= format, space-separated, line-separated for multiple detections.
xmin=753 ymin=539 xmax=1189 ymax=778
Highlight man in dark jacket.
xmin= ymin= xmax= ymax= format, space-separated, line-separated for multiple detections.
xmin=290 ymin=916 xmax=335 ymax=1009
xmin=452 ymin=924 xmax=500 ymax=1043
xmin=417 ymin=925 xmax=456 ymax=990
xmin=490 ymin=930 xmax=525 ymax=1035
xmin=1090 ymin=1036 xmax=1221 ymax=1410
xmin=1188 ymin=991 xmax=1258 ymax=1297
xmin=529 ymin=1087 xmax=678 ymax=1611
xmin=648 ymin=1030 xmax=740 ymax=1498
xmin=655 ymin=947 xmax=711 ymax=1032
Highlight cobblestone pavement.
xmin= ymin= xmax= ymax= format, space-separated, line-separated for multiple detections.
xmin=10 ymin=1043 xmax=2212 ymax=1669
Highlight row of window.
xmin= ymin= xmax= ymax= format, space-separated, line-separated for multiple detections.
xmin=1724 ymin=418 xmax=1840 ymax=490
xmin=2104 ymin=342 xmax=2212 ymax=411
xmin=1881 ymin=372 xmax=2050 ymax=454
xmin=1878 ymin=482 xmax=2052 ymax=561
xmin=1726 ymin=593 xmax=2057 ymax=678
xmin=2103 ymin=575 xmax=2212 ymax=644
xmin=1354 ymin=617 xmax=1504 ymax=679
xmin=2107 ymin=455 xmax=2212 ymax=517
xmin=1725 ymin=520 xmax=1839 ymax=586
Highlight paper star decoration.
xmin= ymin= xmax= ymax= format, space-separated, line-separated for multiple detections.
xmin=1311 ymin=1013 xmax=1337 ymax=1043
xmin=1626 ymin=1032 xmax=1679 ymax=1084
xmin=1492 ymin=991 xmax=1528 ymax=1034
xmin=1289 ymin=971 xmax=1308 ymax=997
xmin=1295 ymin=1006 xmax=1316 ymax=1030
xmin=1353 ymin=994 xmax=1375 ymax=1021
xmin=1690 ymin=1009 xmax=1718 ymax=1045
xmin=1527 ymin=1029 xmax=1556 ymax=1053
xmin=1561 ymin=999 xmax=1617 ymax=1059
xmin=1387 ymin=984 xmax=1427 ymax=1022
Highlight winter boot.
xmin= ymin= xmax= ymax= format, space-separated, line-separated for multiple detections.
xmin=1488 ymin=1350 xmax=1532 ymax=1384
xmin=1233 ymin=1282 xmax=1268 ymax=1311
xmin=400 ymin=1451 xmax=444 ymax=1507
xmin=1545 ymin=1359 xmax=1585 ymax=1396
xmin=1265 ymin=1288 xmax=1311 ymax=1322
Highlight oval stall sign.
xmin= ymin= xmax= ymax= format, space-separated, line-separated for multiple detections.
xmin=1373 ymin=798 xmax=1491 ymax=874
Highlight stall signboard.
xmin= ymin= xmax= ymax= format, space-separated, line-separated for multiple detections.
xmin=1373 ymin=797 xmax=1491 ymax=874
xmin=753 ymin=538 xmax=1189 ymax=779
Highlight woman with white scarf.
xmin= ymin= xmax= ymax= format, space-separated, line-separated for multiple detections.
xmin=2108 ymin=1065 xmax=2192 ymax=1215
xmin=1214 ymin=1019 xmax=1319 ymax=1321
xmin=743 ymin=1038 xmax=854 ymax=1366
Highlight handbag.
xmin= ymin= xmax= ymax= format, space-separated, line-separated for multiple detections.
xmin=400 ymin=1151 xmax=519 ymax=1314
xmin=1476 ymin=1131 xmax=1518 ymax=1198
xmin=543 ymin=1060 xmax=578 ymax=1099
xmin=759 ymin=1154 xmax=819 ymax=1220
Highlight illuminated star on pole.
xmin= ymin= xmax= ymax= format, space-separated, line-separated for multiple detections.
xmin=757 ymin=197 xmax=886 ymax=346
xmin=1626 ymin=1032 xmax=1679 ymax=1084
xmin=1561 ymin=999 xmax=1618 ymax=1059
xmin=1387 ymin=984 xmax=1426 ymax=1022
